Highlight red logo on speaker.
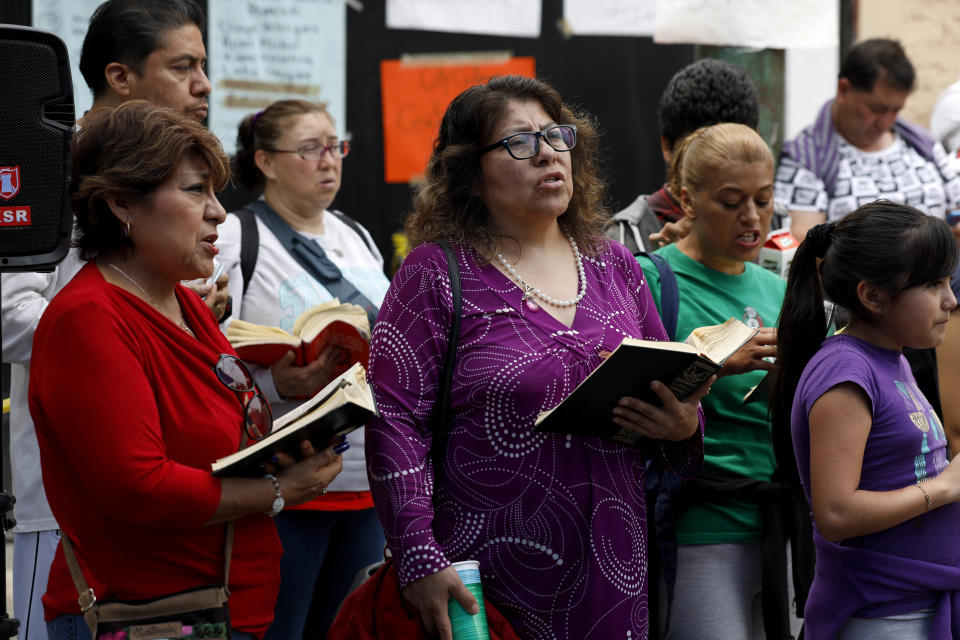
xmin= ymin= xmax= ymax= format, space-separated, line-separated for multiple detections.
xmin=0 ymin=166 xmax=21 ymax=200
xmin=0 ymin=206 xmax=31 ymax=226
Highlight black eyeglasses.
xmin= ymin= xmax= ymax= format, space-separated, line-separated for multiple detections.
xmin=264 ymin=140 xmax=351 ymax=162
xmin=213 ymin=354 xmax=273 ymax=441
xmin=478 ymin=124 xmax=577 ymax=160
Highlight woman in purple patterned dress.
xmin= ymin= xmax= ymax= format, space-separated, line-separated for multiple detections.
xmin=366 ymin=75 xmax=712 ymax=640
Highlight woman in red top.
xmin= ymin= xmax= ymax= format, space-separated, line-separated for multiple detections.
xmin=28 ymin=101 xmax=343 ymax=640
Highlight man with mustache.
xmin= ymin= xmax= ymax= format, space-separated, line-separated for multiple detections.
xmin=2 ymin=3 xmax=223 ymax=638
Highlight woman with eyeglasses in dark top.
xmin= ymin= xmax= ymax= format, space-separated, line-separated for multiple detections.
xmin=28 ymin=101 xmax=342 ymax=640
xmin=218 ymin=99 xmax=391 ymax=639
xmin=365 ymin=75 xmax=712 ymax=640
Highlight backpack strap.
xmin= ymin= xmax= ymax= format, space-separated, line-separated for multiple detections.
xmin=637 ymin=251 xmax=679 ymax=341
xmin=233 ymin=208 xmax=260 ymax=297
xmin=329 ymin=210 xmax=378 ymax=259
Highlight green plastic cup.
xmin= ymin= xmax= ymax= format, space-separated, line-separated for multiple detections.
xmin=448 ymin=560 xmax=490 ymax=640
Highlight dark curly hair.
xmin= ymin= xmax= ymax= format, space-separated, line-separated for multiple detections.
xmin=71 ymin=100 xmax=229 ymax=260
xmin=658 ymin=59 xmax=759 ymax=153
xmin=233 ymin=99 xmax=332 ymax=191
xmin=405 ymin=75 xmax=608 ymax=256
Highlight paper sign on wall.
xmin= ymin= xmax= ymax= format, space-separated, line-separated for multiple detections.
xmin=386 ymin=0 xmax=541 ymax=38
xmin=563 ymin=0 xmax=656 ymax=37
xmin=380 ymin=56 xmax=536 ymax=184
xmin=654 ymin=0 xmax=838 ymax=49
xmin=208 ymin=0 xmax=346 ymax=154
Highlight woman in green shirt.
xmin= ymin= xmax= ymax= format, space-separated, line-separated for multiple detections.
xmin=637 ymin=123 xmax=798 ymax=639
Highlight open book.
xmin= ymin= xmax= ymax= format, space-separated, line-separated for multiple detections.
xmin=226 ymin=300 xmax=370 ymax=396
xmin=534 ymin=318 xmax=758 ymax=444
xmin=211 ymin=362 xmax=376 ymax=477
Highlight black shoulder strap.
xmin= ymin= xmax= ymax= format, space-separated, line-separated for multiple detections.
xmin=233 ymin=208 xmax=260 ymax=297
xmin=246 ymin=199 xmax=380 ymax=327
xmin=429 ymin=241 xmax=461 ymax=485
xmin=637 ymin=250 xmax=679 ymax=341
xmin=329 ymin=209 xmax=378 ymax=259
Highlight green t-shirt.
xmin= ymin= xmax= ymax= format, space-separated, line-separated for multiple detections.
xmin=638 ymin=244 xmax=786 ymax=545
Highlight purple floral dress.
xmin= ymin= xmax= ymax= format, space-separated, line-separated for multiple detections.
xmin=366 ymin=239 xmax=704 ymax=639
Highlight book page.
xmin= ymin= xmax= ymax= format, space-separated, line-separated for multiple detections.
xmin=272 ymin=362 xmax=367 ymax=431
xmin=292 ymin=299 xmax=343 ymax=336
xmin=298 ymin=304 xmax=370 ymax=343
xmin=226 ymin=319 xmax=297 ymax=346
xmin=683 ymin=318 xmax=758 ymax=364
xmin=620 ymin=337 xmax=697 ymax=354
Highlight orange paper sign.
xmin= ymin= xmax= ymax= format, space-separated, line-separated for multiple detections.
xmin=380 ymin=56 xmax=536 ymax=184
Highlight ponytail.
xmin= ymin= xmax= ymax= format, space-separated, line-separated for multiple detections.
xmin=771 ymin=222 xmax=833 ymax=498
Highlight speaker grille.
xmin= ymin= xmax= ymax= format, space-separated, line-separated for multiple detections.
xmin=0 ymin=36 xmax=73 ymax=258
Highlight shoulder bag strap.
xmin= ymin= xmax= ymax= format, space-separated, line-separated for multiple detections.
xmin=246 ymin=199 xmax=379 ymax=328
xmin=329 ymin=209 xmax=378 ymax=259
xmin=61 ymin=523 xmax=235 ymax=635
xmin=429 ymin=241 xmax=462 ymax=485
xmin=637 ymin=250 xmax=679 ymax=341
xmin=233 ymin=208 xmax=260 ymax=297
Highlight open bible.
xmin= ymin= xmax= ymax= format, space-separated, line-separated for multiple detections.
xmin=225 ymin=300 xmax=370 ymax=399
xmin=534 ymin=318 xmax=758 ymax=444
xmin=211 ymin=362 xmax=376 ymax=477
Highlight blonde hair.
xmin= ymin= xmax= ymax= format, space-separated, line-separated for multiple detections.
xmin=668 ymin=122 xmax=773 ymax=198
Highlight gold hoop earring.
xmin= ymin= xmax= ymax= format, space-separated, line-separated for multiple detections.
xmin=123 ymin=219 xmax=131 ymax=237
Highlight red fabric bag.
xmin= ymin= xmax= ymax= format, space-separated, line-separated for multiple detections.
xmin=328 ymin=559 xmax=522 ymax=640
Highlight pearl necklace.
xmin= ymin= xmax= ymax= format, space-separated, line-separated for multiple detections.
xmin=496 ymin=235 xmax=586 ymax=312
xmin=109 ymin=264 xmax=195 ymax=336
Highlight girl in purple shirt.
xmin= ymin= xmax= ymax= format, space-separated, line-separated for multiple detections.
xmin=773 ymin=201 xmax=960 ymax=638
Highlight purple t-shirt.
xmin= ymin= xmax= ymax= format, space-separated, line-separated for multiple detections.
xmin=792 ymin=333 xmax=960 ymax=615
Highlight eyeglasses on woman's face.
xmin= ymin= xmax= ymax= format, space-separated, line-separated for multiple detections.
xmin=478 ymin=124 xmax=577 ymax=160
xmin=264 ymin=140 xmax=351 ymax=162
xmin=213 ymin=354 xmax=273 ymax=441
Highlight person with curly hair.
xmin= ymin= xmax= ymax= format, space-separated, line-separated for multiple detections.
xmin=365 ymin=74 xmax=712 ymax=640
xmin=605 ymin=58 xmax=774 ymax=253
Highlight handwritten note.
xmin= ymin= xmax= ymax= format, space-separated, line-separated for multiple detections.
xmin=208 ymin=0 xmax=346 ymax=154
xmin=31 ymin=0 xmax=102 ymax=119
xmin=386 ymin=0 xmax=541 ymax=38
xmin=654 ymin=0 xmax=838 ymax=49
xmin=563 ymin=0 xmax=656 ymax=37
xmin=380 ymin=56 xmax=536 ymax=183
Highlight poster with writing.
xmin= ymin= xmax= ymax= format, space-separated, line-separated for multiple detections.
xmin=208 ymin=0 xmax=346 ymax=154
xmin=654 ymin=0 xmax=837 ymax=49
xmin=563 ymin=0 xmax=656 ymax=37
xmin=386 ymin=0 xmax=541 ymax=38
xmin=32 ymin=0 xmax=102 ymax=120
xmin=380 ymin=56 xmax=536 ymax=184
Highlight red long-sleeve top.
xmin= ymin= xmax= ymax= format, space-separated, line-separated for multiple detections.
xmin=29 ymin=263 xmax=281 ymax=637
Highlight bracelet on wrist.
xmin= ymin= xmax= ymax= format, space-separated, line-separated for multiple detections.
xmin=264 ymin=473 xmax=285 ymax=517
xmin=915 ymin=480 xmax=933 ymax=513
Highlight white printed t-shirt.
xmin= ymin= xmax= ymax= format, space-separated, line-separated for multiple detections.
xmin=775 ymin=135 xmax=960 ymax=221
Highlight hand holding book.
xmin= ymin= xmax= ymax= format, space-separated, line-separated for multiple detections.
xmin=718 ymin=327 xmax=777 ymax=378
xmin=612 ymin=375 xmax=715 ymax=442
xmin=534 ymin=318 xmax=758 ymax=444
xmin=270 ymin=344 xmax=348 ymax=400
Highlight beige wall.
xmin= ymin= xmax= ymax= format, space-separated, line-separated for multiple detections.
xmin=858 ymin=0 xmax=960 ymax=131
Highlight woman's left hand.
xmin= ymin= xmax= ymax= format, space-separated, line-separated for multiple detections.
xmin=612 ymin=375 xmax=715 ymax=441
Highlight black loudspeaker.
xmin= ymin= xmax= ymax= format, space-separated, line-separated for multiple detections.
xmin=0 ymin=25 xmax=74 ymax=272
